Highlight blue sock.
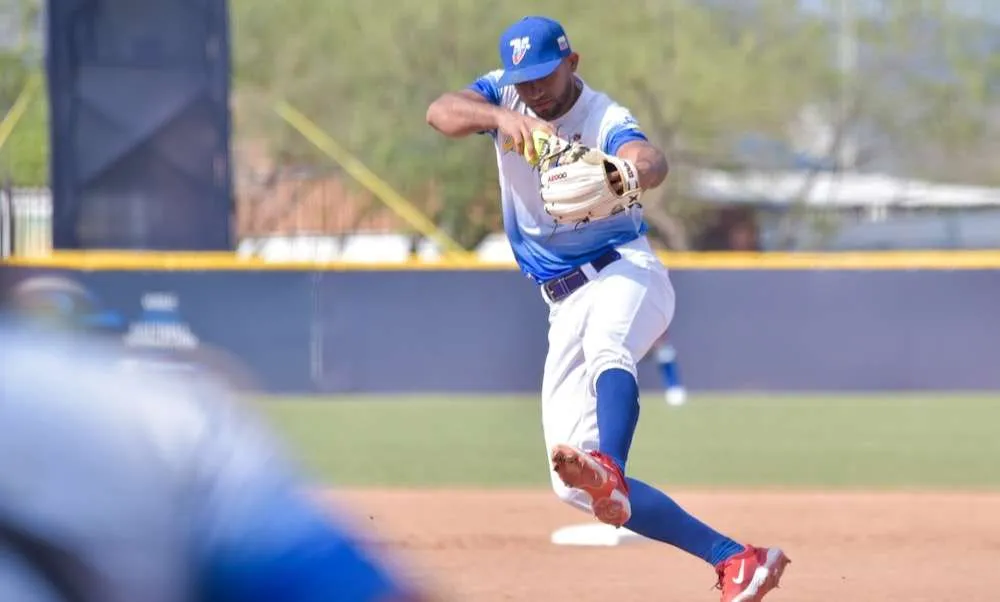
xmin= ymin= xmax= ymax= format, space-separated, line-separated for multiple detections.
xmin=594 ymin=366 xmax=743 ymax=567
xmin=594 ymin=368 xmax=640 ymax=471
xmin=660 ymin=361 xmax=680 ymax=389
xmin=624 ymin=479 xmax=746 ymax=566
xmin=655 ymin=344 xmax=681 ymax=389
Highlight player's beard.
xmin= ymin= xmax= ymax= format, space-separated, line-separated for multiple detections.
xmin=532 ymin=100 xmax=559 ymax=120
xmin=536 ymin=79 xmax=582 ymax=120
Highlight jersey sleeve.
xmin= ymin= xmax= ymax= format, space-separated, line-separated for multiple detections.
xmin=191 ymin=389 xmax=414 ymax=602
xmin=466 ymin=69 xmax=504 ymax=106
xmin=598 ymin=104 xmax=649 ymax=156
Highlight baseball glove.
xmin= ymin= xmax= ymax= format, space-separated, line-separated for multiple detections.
xmin=533 ymin=132 xmax=643 ymax=227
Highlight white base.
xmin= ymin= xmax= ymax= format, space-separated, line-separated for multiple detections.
xmin=550 ymin=522 xmax=648 ymax=547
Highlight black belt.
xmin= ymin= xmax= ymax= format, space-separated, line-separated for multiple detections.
xmin=541 ymin=249 xmax=622 ymax=303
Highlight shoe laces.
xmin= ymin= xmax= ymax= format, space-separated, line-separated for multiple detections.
xmin=711 ymin=552 xmax=742 ymax=592
xmin=712 ymin=565 xmax=726 ymax=591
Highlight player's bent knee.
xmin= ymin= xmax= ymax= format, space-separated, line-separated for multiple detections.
xmin=587 ymin=345 xmax=638 ymax=376
xmin=587 ymin=350 xmax=638 ymax=395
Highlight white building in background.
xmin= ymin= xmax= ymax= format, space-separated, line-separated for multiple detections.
xmin=8 ymin=165 xmax=1000 ymax=260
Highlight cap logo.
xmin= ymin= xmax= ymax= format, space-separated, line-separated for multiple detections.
xmin=557 ymin=35 xmax=569 ymax=51
xmin=510 ymin=36 xmax=531 ymax=65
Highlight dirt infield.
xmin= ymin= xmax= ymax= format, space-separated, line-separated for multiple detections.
xmin=329 ymin=489 xmax=1000 ymax=601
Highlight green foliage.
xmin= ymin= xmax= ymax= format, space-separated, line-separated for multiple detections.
xmin=851 ymin=1 xmax=1000 ymax=184
xmin=0 ymin=53 xmax=29 ymax=107
xmin=0 ymin=51 xmax=47 ymax=187
xmin=230 ymin=0 xmax=838 ymax=247
xmin=229 ymin=0 xmax=1000 ymax=247
xmin=0 ymin=87 xmax=48 ymax=187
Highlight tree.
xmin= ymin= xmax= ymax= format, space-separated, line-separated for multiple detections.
xmin=0 ymin=0 xmax=46 ymax=187
xmin=0 ymin=50 xmax=47 ymax=187
xmin=238 ymin=0 xmax=990 ymax=248
xmin=848 ymin=0 xmax=1000 ymax=185
xmin=0 ymin=85 xmax=47 ymax=187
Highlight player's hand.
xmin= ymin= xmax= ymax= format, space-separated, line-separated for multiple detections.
xmin=605 ymin=162 xmax=624 ymax=195
xmin=497 ymin=111 xmax=555 ymax=162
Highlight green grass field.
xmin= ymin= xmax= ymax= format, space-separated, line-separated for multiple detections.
xmin=258 ymin=393 xmax=1000 ymax=490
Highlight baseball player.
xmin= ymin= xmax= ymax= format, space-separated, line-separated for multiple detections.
xmin=652 ymin=335 xmax=688 ymax=406
xmin=426 ymin=16 xmax=789 ymax=601
xmin=0 ymin=316 xmax=432 ymax=602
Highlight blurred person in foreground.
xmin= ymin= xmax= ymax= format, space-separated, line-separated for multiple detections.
xmin=3 ymin=275 xmax=259 ymax=392
xmin=0 ymin=303 xmax=432 ymax=601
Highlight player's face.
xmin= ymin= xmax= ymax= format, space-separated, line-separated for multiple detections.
xmin=515 ymin=55 xmax=579 ymax=120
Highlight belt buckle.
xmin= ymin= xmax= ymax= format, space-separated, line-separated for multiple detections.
xmin=543 ymin=269 xmax=583 ymax=303
xmin=543 ymin=276 xmax=567 ymax=303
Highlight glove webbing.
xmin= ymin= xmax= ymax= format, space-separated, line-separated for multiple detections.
xmin=537 ymin=137 xmax=588 ymax=171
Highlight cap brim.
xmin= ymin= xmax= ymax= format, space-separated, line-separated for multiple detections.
xmin=497 ymin=58 xmax=563 ymax=86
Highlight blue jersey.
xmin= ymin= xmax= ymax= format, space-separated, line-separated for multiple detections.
xmin=469 ymin=70 xmax=650 ymax=283
xmin=0 ymin=320 xmax=413 ymax=602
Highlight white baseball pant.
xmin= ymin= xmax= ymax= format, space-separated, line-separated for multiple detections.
xmin=539 ymin=235 xmax=676 ymax=512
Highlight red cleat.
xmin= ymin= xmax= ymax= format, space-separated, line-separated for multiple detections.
xmin=714 ymin=545 xmax=791 ymax=602
xmin=550 ymin=444 xmax=631 ymax=527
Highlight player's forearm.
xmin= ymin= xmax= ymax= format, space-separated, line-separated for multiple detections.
xmin=617 ymin=142 xmax=669 ymax=190
xmin=426 ymin=92 xmax=505 ymax=138
xmin=636 ymin=154 xmax=669 ymax=190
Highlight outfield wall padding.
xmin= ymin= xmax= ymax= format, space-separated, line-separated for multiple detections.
xmin=4 ymin=267 xmax=998 ymax=394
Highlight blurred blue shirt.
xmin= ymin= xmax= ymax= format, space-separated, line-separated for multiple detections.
xmin=0 ymin=319 xmax=416 ymax=602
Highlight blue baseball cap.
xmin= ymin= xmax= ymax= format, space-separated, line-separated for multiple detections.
xmin=497 ymin=16 xmax=573 ymax=86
